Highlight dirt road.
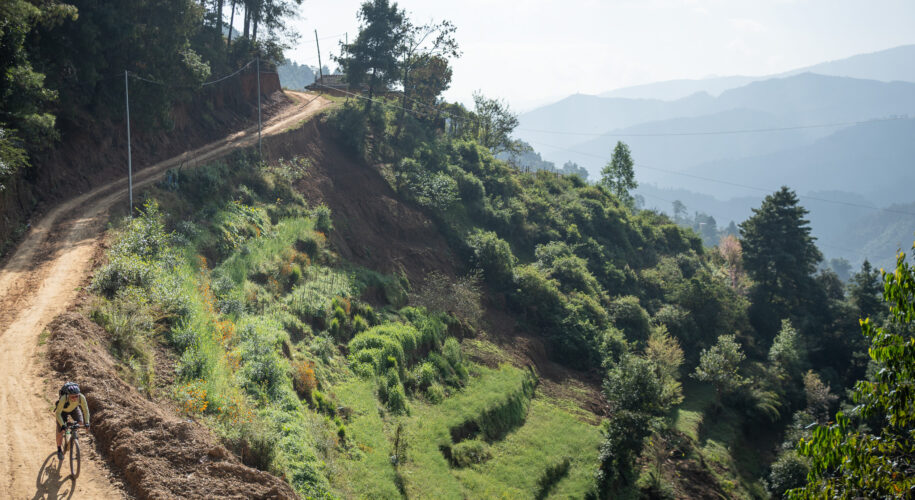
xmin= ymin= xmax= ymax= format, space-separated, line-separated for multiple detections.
xmin=0 ymin=91 xmax=332 ymax=499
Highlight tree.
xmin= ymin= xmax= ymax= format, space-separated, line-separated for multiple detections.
xmin=471 ymin=91 xmax=525 ymax=158
xmin=848 ymin=259 xmax=883 ymax=323
xmin=739 ymin=187 xmax=822 ymax=336
xmin=790 ymin=248 xmax=915 ymax=498
xmin=0 ymin=0 xmax=76 ymax=189
xmin=596 ymin=354 xmax=669 ymax=495
xmin=337 ymin=0 xmax=406 ymax=114
xmin=600 ymin=141 xmax=637 ymax=208
xmin=645 ymin=325 xmax=685 ymax=408
xmin=671 ymin=200 xmax=687 ymax=224
xmin=692 ymin=334 xmax=746 ymax=405
xmin=395 ymin=18 xmax=459 ymax=132
xmin=768 ymin=318 xmax=804 ymax=378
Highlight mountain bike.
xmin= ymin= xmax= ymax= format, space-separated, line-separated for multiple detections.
xmin=61 ymin=422 xmax=86 ymax=478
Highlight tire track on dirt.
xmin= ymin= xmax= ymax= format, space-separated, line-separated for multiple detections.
xmin=0 ymin=91 xmax=332 ymax=499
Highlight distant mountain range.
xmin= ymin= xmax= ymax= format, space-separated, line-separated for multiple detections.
xmin=516 ymin=44 xmax=915 ymax=268
xmin=601 ymin=44 xmax=915 ymax=101
xmin=520 ymin=73 xmax=915 ymax=188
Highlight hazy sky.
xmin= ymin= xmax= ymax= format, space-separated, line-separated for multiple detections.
xmin=284 ymin=0 xmax=915 ymax=110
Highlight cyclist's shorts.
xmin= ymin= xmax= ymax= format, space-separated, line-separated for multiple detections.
xmin=58 ymin=408 xmax=84 ymax=431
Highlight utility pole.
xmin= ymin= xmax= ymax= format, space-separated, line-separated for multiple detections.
xmin=315 ymin=30 xmax=323 ymax=83
xmin=256 ymin=56 xmax=262 ymax=159
xmin=124 ymin=70 xmax=133 ymax=217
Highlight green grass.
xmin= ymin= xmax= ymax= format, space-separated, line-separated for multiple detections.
xmin=454 ymin=398 xmax=601 ymax=498
xmin=671 ymin=381 xmax=768 ymax=499
xmin=331 ymin=377 xmax=402 ymax=499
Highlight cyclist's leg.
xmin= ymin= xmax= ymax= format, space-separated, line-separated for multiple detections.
xmin=56 ymin=410 xmax=74 ymax=447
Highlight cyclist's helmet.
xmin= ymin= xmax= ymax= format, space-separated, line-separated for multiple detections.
xmin=63 ymin=382 xmax=80 ymax=395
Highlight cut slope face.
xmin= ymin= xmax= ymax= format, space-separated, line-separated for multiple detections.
xmin=263 ymin=119 xmax=458 ymax=283
xmin=0 ymin=90 xmax=331 ymax=498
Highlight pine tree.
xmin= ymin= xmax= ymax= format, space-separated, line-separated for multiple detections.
xmin=739 ymin=187 xmax=822 ymax=336
xmin=600 ymin=141 xmax=637 ymax=208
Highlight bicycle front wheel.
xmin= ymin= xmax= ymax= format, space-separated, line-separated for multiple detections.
xmin=69 ymin=437 xmax=81 ymax=478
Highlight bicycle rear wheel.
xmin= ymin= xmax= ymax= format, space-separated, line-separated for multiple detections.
xmin=69 ymin=437 xmax=81 ymax=478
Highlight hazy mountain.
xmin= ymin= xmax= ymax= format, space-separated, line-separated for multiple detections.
xmin=600 ymin=44 xmax=915 ymax=101
xmin=515 ymin=91 xmax=715 ymax=151
xmin=713 ymin=73 xmax=915 ymax=122
xmin=528 ymin=74 xmax=915 ymax=182
xmin=681 ymin=118 xmax=915 ymax=204
xmin=545 ymin=108 xmax=816 ymax=186
xmin=792 ymin=44 xmax=915 ymax=84
xmin=601 ymin=76 xmax=759 ymax=100
xmin=277 ymin=61 xmax=316 ymax=90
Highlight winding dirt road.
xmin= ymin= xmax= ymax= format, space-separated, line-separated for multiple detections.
xmin=0 ymin=91 xmax=332 ymax=499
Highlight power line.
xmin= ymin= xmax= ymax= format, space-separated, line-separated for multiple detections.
xmin=535 ymin=140 xmax=915 ymax=217
xmin=517 ymin=115 xmax=909 ymax=138
xmin=128 ymin=59 xmax=256 ymax=88
xmin=307 ymin=82 xmax=915 ymax=218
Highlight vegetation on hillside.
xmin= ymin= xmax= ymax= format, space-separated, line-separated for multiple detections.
xmin=24 ymin=0 xmax=912 ymax=497
xmin=0 ymin=0 xmax=300 ymax=191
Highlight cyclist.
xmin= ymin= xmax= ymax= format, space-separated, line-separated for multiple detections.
xmin=55 ymin=382 xmax=90 ymax=460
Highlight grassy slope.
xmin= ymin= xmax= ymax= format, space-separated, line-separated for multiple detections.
xmin=84 ymin=116 xmax=777 ymax=498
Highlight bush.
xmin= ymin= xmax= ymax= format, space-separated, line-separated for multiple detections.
xmin=313 ymin=204 xmax=333 ymax=233
xmin=766 ymin=451 xmax=809 ymax=498
xmin=220 ymin=416 xmax=279 ymax=472
xmin=425 ymin=383 xmax=445 ymax=404
xmin=92 ymin=254 xmax=155 ymax=298
xmin=293 ymin=359 xmax=318 ymax=401
xmin=466 ymin=229 xmax=515 ymax=288
xmin=608 ymin=295 xmax=651 ymax=345
xmin=450 ymin=439 xmax=492 ymax=468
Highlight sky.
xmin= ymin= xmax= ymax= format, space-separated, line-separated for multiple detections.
xmin=282 ymin=0 xmax=915 ymax=111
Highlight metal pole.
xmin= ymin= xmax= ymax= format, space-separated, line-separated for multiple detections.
xmin=125 ymin=70 xmax=133 ymax=216
xmin=256 ymin=56 xmax=262 ymax=160
xmin=315 ymin=30 xmax=323 ymax=82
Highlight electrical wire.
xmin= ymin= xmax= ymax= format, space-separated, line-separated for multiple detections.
xmin=128 ymin=58 xmax=256 ymax=89
xmin=534 ymin=140 xmax=915 ymax=217
xmin=517 ymin=115 xmax=910 ymax=138
xmin=306 ymin=81 xmax=914 ymax=218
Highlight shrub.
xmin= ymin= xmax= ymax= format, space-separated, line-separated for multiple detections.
xmin=425 ymin=383 xmax=445 ymax=404
xmin=220 ymin=416 xmax=280 ymax=472
xmin=92 ymin=254 xmax=155 ymax=298
xmin=450 ymin=439 xmax=492 ymax=468
xmin=443 ymin=337 xmax=462 ymax=369
xmin=313 ymin=204 xmax=333 ymax=233
xmin=416 ymin=362 xmax=437 ymax=389
xmin=766 ymin=451 xmax=809 ymax=498
xmin=609 ymin=295 xmax=651 ymax=345
xmin=466 ymin=229 xmax=515 ymax=288
xmin=352 ymin=314 xmax=368 ymax=334
xmin=293 ymin=359 xmax=318 ymax=402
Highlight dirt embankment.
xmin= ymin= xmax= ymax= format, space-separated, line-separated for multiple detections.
xmin=48 ymin=312 xmax=296 ymax=500
xmin=261 ymin=119 xmax=458 ymax=284
xmin=0 ymin=72 xmax=285 ymax=254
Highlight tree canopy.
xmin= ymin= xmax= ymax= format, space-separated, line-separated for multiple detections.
xmin=337 ymin=0 xmax=406 ymax=110
xmin=739 ymin=187 xmax=822 ymax=336
xmin=791 ymin=248 xmax=915 ymax=498
xmin=600 ymin=141 xmax=637 ymax=208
